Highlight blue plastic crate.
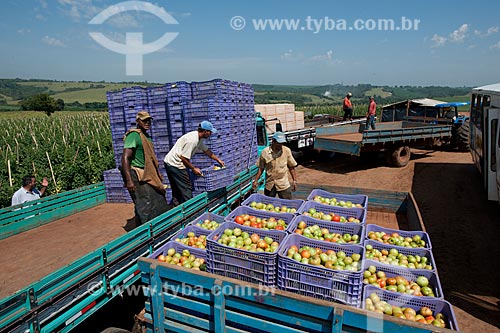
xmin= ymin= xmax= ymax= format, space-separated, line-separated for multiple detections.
xmin=288 ymin=215 xmax=365 ymax=245
xmin=307 ymin=189 xmax=368 ymax=210
xmin=149 ymin=240 xmax=207 ymax=263
xmin=362 ymin=259 xmax=443 ymax=299
xmin=298 ymin=201 xmax=366 ymax=224
xmin=277 ymin=234 xmax=364 ymax=306
xmin=365 ymin=224 xmax=432 ymax=249
xmin=224 ymin=206 xmax=295 ymax=231
xmin=206 ymin=221 xmax=286 ymax=286
xmin=241 ymin=193 xmax=304 ymax=213
xmin=170 ymin=225 xmax=212 ymax=253
xmin=192 ymin=166 xmax=234 ymax=192
xmin=188 ymin=212 xmax=226 ymax=231
xmin=362 ymin=285 xmax=459 ymax=331
xmin=364 ymin=239 xmax=436 ymax=271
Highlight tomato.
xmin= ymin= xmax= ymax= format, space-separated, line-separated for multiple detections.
xmin=301 ymin=250 xmax=311 ymax=259
xmin=333 ymin=215 xmax=341 ymax=222
xmin=234 ymin=216 xmax=244 ymax=224
xmin=275 ymin=225 xmax=284 ymax=231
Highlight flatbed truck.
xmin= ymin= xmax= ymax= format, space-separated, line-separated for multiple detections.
xmin=314 ymin=121 xmax=452 ymax=167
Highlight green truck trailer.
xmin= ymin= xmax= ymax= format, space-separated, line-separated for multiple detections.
xmin=0 ymin=180 xmax=459 ymax=332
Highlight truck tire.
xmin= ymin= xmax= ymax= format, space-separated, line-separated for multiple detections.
xmin=391 ymin=146 xmax=411 ymax=167
xmin=455 ymin=120 xmax=470 ymax=151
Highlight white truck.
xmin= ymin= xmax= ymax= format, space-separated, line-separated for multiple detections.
xmin=469 ymin=83 xmax=500 ymax=202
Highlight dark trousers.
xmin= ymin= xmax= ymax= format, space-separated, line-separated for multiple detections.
xmin=264 ymin=185 xmax=293 ymax=199
xmin=128 ymin=168 xmax=169 ymax=224
xmin=343 ymin=108 xmax=353 ymax=121
xmin=165 ymin=163 xmax=192 ymax=206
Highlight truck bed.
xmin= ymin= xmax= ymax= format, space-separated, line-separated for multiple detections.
xmin=314 ymin=121 xmax=452 ymax=156
xmin=0 ymin=203 xmax=134 ymax=299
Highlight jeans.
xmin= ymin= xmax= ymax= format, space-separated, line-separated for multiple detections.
xmin=366 ymin=115 xmax=376 ymax=130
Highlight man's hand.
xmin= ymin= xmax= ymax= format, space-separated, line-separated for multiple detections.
xmin=193 ymin=167 xmax=203 ymax=176
xmin=218 ymin=159 xmax=225 ymax=167
xmin=126 ymin=179 xmax=135 ymax=192
xmin=252 ymin=179 xmax=258 ymax=191
xmin=41 ymin=177 xmax=49 ymax=187
xmin=292 ymin=181 xmax=297 ymax=192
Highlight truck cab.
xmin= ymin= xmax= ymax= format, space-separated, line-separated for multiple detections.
xmin=469 ymin=83 xmax=500 ymax=202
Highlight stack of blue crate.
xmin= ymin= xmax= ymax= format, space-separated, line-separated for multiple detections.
xmin=104 ymin=79 xmax=257 ymax=203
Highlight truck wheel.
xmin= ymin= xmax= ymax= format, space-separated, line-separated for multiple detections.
xmin=455 ymin=120 xmax=470 ymax=151
xmin=391 ymin=146 xmax=411 ymax=167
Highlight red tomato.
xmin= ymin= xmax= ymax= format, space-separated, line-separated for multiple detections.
xmin=275 ymin=225 xmax=284 ymax=231
xmin=333 ymin=215 xmax=341 ymax=222
xmin=235 ymin=216 xmax=244 ymax=224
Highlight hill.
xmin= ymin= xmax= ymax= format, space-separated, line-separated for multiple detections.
xmin=0 ymin=79 xmax=472 ymax=111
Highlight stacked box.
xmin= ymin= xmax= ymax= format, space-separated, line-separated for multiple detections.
xmin=103 ymin=168 xmax=132 ymax=203
xmin=255 ymin=103 xmax=305 ymax=134
xmin=106 ymin=79 xmax=257 ymax=200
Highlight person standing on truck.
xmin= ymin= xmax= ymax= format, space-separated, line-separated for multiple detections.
xmin=11 ymin=175 xmax=49 ymax=206
xmin=366 ymin=96 xmax=377 ymax=130
xmin=252 ymin=132 xmax=298 ymax=199
xmin=164 ymin=121 xmax=225 ymax=206
xmin=122 ymin=111 xmax=169 ymax=224
xmin=342 ymin=92 xmax=353 ymax=121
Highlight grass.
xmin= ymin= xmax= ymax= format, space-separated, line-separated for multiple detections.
xmin=364 ymin=87 xmax=392 ymax=98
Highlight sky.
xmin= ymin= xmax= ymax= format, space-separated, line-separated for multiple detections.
xmin=1 ymin=0 xmax=500 ymax=87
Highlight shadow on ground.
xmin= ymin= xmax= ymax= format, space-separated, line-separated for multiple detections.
xmin=411 ymin=162 xmax=500 ymax=329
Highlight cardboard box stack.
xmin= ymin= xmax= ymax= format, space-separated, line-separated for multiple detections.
xmin=254 ymin=104 xmax=305 ymax=134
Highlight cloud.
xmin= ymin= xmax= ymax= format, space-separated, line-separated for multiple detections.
xmin=281 ymin=49 xmax=294 ymax=60
xmin=38 ymin=0 xmax=48 ymax=8
xmin=449 ymin=24 xmax=468 ymax=42
xmin=490 ymin=41 xmax=500 ymax=50
xmin=17 ymin=29 xmax=31 ymax=35
xmin=35 ymin=13 xmax=46 ymax=21
xmin=42 ymin=36 xmax=66 ymax=47
xmin=58 ymin=0 xmax=100 ymax=22
xmin=323 ymin=91 xmax=331 ymax=97
xmin=309 ymin=50 xmax=334 ymax=62
xmin=108 ymin=13 xmax=140 ymax=28
xmin=475 ymin=26 xmax=499 ymax=38
xmin=431 ymin=34 xmax=447 ymax=48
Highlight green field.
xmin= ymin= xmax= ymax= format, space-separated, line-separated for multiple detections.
xmin=0 ymin=111 xmax=114 ymax=208
xmin=364 ymin=87 xmax=392 ymax=98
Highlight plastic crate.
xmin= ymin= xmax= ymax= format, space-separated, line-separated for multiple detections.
xmin=288 ymin=215 xmax=365 ymax=245
xmin=277 ymin=234 xmax=364 ymax=306
xmin=362 ymin=259 xmax=443 ymax=299
xmin=362 ymin=285 xmax=459 ymax=331
xmin=224 ymin=206 xmax=295 ymax=231
xmin=187 ymin=212 xmax=226 ymax=232
xmin=170 ymin=225 xmax=212 ymax=251
xmin=241 ymin=193 xmax=304 ymax=213
xmin=149 ymin=240 xmax=207 ymax=263
xmin=192 ymin=166 xmax=234 ymax=192
xmin=206 ymin=222 xmax=286 ymax=286
xmin=365 ymin=224 xmax=432 ymax=249
xmin=364 ymin=239 xmax=436 ymax=271
xmin=307 ymin=189 xmax=368 ymax=210
xmin=298 ymin=201 xmax=366 ymax=224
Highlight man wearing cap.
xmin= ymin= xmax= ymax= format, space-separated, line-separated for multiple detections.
xmin=122 ymin=111 xmax=169 ymax=225
xmin=164 ymin=121 xmax=225 ymax=205
xmin=252 ymin=131 xmax=298 ymax=199
xmin=366 ymin=96 xmax=377 ymax=130
xmin=342 ymin=92 xmax=353 ymax=121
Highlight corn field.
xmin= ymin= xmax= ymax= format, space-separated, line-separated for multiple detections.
xmin=0 ymin=112 xmax=115 ymax=208
xmin=297 ymin=104 xmax=371 ymax=118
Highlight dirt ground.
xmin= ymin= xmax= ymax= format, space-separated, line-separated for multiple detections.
xmin=297 ymin=148 xmax=500 ymax=333
xmin=1 ymin=147 xmax=499 ymax=332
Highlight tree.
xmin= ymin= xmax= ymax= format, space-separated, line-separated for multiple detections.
xmin=56 ymin=99 xmax=65 ymax=111
xmin=20 ymin=94 xmax=62 ymax=116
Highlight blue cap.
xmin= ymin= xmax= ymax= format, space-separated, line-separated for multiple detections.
xmin=200 ymin=120 xmax=217 ymax=133
xmin=272 ymin=131 xmax=286 ymax=143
